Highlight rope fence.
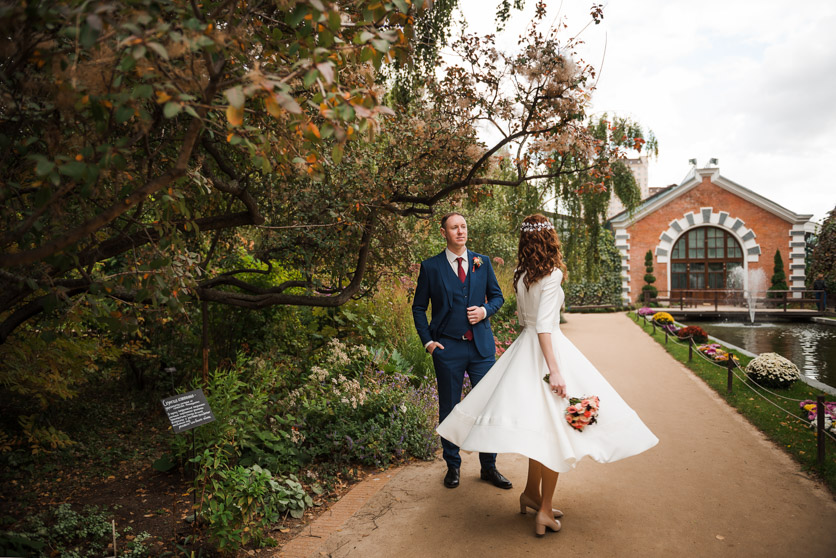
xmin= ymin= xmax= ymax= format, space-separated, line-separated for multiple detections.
xmin=633 ymin=311 xmax=836 ymax=464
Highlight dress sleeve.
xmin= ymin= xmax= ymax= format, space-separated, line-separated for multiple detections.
xmin=535 ymin=269 xmax=562 ymax=334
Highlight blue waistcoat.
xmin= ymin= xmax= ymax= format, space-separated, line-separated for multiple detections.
xmin=442 ymin=267 xmax=471 ymax=338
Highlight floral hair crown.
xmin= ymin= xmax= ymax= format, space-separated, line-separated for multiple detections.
xmin=520 ymin=221 xmax=554 ymax=232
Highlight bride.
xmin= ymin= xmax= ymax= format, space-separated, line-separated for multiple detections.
xmin=436 ymin=213 xmax=658 ymax=537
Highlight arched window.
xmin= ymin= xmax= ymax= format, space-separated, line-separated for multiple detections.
xmin=670 ymin=227 xmax=743 ymax=291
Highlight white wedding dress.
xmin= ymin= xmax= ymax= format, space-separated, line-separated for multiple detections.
xmin=436 ymin=268 xmax=658 ymax=472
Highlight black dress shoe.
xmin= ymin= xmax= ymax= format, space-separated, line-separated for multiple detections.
xmin=481 ymin=468 xmax=513 ymax=489
xmin=444 ymin=467 xmax=460 ymax=488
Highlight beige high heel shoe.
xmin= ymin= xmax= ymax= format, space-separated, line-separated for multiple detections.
xmin=534 ymin=511 xmax=562 ymax=537
xmin=519 ymin=493 xmax=564 ymax=519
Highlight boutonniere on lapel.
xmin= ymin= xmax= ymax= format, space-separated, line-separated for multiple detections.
xmin=472 ymin=256 xmax=482 ymax=273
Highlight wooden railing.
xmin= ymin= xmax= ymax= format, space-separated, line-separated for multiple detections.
xmin=646 ymin=289 xmax=826 ymax=312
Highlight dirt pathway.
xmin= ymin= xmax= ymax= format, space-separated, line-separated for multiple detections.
xmin=283 ymin=313 xmax=836 ymax=557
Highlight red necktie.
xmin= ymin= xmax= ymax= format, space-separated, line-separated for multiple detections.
xmin=456 ymin=257 xmax=473 ymax=340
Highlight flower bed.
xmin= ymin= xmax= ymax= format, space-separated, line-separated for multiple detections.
xmin=637 ymin=307 xmax=656 ymax=317
xmin=745 ymin=352 xmax=800 ymax=389
xmin=799 ymin=400 xmax=836 ymax=435
xmin=676 ymin=325 xmax=708 ymax=343
xmin=651 ymin=311 xmax=674 ymax=325
xmin=697 ymin=343 xmax=739 ymax=364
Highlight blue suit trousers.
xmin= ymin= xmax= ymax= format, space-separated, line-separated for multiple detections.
xmin=432 ymin=337 xmax=497 ymax=470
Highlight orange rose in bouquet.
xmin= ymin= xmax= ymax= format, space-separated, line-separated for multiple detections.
xmin=564 ymin=396 xmax=600 ymax=431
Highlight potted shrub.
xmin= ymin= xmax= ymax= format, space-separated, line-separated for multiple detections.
xmin=745 ymin=353 xmax=800 ymax=389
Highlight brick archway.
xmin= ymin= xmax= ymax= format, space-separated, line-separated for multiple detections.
xmin=654 ymin=208 xmax=762 ymax=293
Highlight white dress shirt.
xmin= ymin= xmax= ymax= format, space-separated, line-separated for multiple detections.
xmin=446 ymin=247 xmax=468 ymax=277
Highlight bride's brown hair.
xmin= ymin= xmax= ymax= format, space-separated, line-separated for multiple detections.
xmin=513 ymin=214 xmax=566 ymax=290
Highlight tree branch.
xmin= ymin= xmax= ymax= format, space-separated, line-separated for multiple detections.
xmin=194 ymin=211 xmax=378 ymax=308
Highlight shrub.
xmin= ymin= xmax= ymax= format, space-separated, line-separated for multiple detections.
xmin=768 ymin=249 xmax=788 ymax=298
xmin=746 ymin=352 xmax=800 ymax=389
xmin=202 ymin=465 xmax=311 ymax=552
xmin=0 ymin=503 xmax=151 ymax=558
xmin=651 ymin=311 xmax=674 ymax=325
xmin=288 ymin=348 xmax=439 ymax=468
xmin=641 ymin=250 xmax=658 ymax=303
xmin=677 ymin=326 xmax=708 ymax=343
xmin=563 ymin=230 xmax=623 ymax=308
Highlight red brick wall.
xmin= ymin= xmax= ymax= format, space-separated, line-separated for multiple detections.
xmin=625 ymin=176 xmax=793 ymax=302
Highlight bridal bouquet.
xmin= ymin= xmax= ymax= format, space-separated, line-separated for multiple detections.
xmin=565 ymin=396 xmax=600 ymax=431
xmin=542 ymin=376 xmax=600 ymax=431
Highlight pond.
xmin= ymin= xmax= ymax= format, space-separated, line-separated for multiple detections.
xmin=699 ymin=321 xmax=836 ymax=390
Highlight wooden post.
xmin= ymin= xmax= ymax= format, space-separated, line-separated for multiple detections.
xmin=688 ymin=341 xmax=693 ymax=362
xmin=714 ymin=290 xmax=718 ymax=312
xmin=680 ymin=292 xmax=684 ymax=310
xmin=201 ymin=299 xmax=209 ymax=387
xmin=783 ymin=291 xmax=787 ymax=312
xmin=726 ymin=356 xmax=734 ymax=393
xmin=665 ymin=328 xmax=668 ymax=344
xmin=652 ymin=321 xmax=656 ymax=335
xmin=817 ymin=395 xmax=826 ymax=467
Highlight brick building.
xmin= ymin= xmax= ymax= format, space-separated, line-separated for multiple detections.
xmin=608 ymin=166 xmax=814 ymax=305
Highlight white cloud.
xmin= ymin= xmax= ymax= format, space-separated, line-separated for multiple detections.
xmin=453 ymin=0 xmax=836 ymax=223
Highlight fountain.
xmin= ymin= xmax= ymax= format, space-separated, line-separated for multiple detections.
xmin=729 ymin=266 xmax=767 ymax=324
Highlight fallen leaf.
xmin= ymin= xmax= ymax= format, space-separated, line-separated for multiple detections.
xmin=716 ymin=535 xmax=725 ymax=540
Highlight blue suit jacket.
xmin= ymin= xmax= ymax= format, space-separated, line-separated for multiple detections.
xmin=412 ymin=250 xmax=504 ymax=358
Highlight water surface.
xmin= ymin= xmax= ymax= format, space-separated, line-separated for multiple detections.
xmin=699 ymin=322 xmax=836 ymax=390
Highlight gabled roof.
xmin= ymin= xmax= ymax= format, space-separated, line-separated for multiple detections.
xmin=608 ymin=167 xmax=813 ymax=227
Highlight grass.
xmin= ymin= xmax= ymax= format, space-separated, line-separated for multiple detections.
xmin=628 ymin=312 xmax=836 ymax=494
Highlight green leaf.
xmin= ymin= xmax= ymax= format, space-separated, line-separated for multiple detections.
xmin=287 ymin=6 xmax=308 ymax=27
xmin=275 ymin=92 xmax=302 ymax=114
xmin=119 ymin=55 xmax=136 ymax=72
xmin=224 ymin=86 xmax=245 ymax=109
xmin=392 ymin=0 xmax=410 ymax=14
xmin=331 ymin=143 xmax=344 ymax=165
xmin=163 ymin=102 xmax=182 ymax=118
xmin=80 ymin=22 xmax=99 ymax=49
xmin=132 ymin=84 xmax=153 ymax=99
xmin=371 ymin=39 xmax=390 ymax=53
xmin=303 ymin=69 xmax=319 ymax=88
xmin=114 ymin=105 xmax=134 ymax=124
xmin=146 ymin=41 xmax=169 ymax=60
xmin=32 ymin=156 xmax=54 ymax=177
xmin=152 ymin=455 xmax=177 ymax=472
xmin=58 ymin=161 xmax=87 ymax=180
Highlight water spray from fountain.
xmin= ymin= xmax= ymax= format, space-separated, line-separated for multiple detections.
xmin=729 ymin=267 xmax=767 ymax=324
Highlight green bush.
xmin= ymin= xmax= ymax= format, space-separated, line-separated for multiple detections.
xmin=0 ymin=504 xmax=150 ymax=558
xmin=202 ymin=465 xmax=312 ymax=552
xmin=641 ymin=250 xmax=658 ymax=303
xmin=287 ymin=339 xmax=439 ymax=468
xmin=169 ymin=338 xmax=438 ymax=554
xmin=768 ymin=249 xmax=788 ymax=298
xmin=564 ymin=230 xmax=623 ymax=307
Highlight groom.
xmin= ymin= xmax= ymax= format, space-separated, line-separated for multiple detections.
xmin=412 ymin=212 xmax=512 ymax=490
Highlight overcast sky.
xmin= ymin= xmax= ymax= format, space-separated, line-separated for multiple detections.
xmin=448 ymin=0 xmax=835 ymax=224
